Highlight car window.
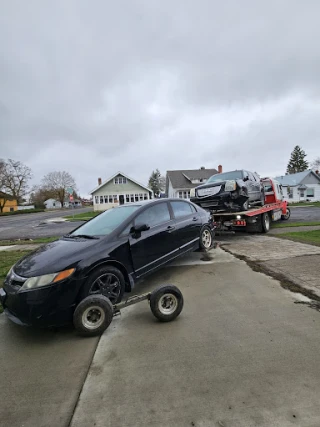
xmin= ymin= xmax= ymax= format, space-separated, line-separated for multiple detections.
xmin=171 ymin=201 xmax=194 ymax=218
xmin=134 ymin=203 xmax=171 ymax=228
xmin=71 ymin=205 xmax=140 ymax=236
xmin=207 ymin=171 xmax=243 ymax=182
xmin=247 ymin=171 xmax=255 ymax=181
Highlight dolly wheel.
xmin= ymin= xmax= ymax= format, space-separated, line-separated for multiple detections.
xmin=73 ymin=295 xmax=114 ymax=337
xmin=149 ymin=285 xmax=184 ymax=322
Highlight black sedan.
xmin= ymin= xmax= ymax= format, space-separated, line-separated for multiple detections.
xmin=0 ymin=198 xmax=214 ymax=329
xmin=190 ymin=169 xmax=264 ymax=211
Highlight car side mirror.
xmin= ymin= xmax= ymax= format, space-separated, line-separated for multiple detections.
xmin=130 ymin=223 xmax=150 ymax=234
xmin=243 ymin=176 xmax=249 ymax=182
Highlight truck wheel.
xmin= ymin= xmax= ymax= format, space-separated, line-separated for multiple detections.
xmin=200 ymin=226 xmax=214 ymax=250
xmin=281 ymin=208 xmax=291 ymax=220
xmin=149 ymin=285 xmax=184 ymax=322
xmin=261 ymin=212 xmax=270 ymax=233
xmin=73 ymin=295 xmax=114 ymax=337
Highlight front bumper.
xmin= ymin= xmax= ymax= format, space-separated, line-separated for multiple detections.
xmin=191 ymin=190 xmax=248 ymax=211
xmin=0 ymin=277 xmax=85 ymax=328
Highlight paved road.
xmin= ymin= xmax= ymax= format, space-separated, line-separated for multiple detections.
xmin=0 ymin=207 xmax=91 ymax=239
xmin=288 ymin=206 xmax=320 ymax=222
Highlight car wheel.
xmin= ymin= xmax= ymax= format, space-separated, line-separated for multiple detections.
xmin=81 ymin=265 xmax=125 ymax=304
xmin=261 ymin=212 xmax=270 ymax=233
xmin=149 ymin=285 xmax=184 ymax=322
xmin=200 ymin=226 xmax=213 ymax=250
xmin=73 ymin=295 xmax=114 ymax=337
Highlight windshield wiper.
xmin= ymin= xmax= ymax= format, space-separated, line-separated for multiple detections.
xmin=63 ymin=234 xmax=98 ymax=240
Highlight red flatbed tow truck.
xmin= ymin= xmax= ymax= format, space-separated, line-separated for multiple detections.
xmin=209 ymin=177 xmax=291 ymax=234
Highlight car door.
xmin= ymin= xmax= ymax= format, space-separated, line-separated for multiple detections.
xmin=129 ymin=202 xmax=179 ymax=277
xmin=170 ymin=200 xmax=201 ymax=251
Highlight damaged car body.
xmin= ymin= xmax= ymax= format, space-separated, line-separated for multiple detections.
xmin=190 ymin=170 xmax=264 ymax=211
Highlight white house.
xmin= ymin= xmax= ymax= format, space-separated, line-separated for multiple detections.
xmin=166 ymin=166 xmax=222 ymax=199
xmin=91 ymin=172 xmax=153 ymax=211
xmin=274 ymin=170 xmax=320 ymax=202
xmin=44 ymin=199 xmax=82 ymax=209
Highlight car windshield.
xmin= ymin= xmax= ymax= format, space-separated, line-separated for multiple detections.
xmin=70 ymin=205 xmax=141 ymax=236
xmin=207 ymin=171 xmax=243 ymax=183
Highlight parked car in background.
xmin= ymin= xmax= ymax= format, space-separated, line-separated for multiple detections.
xmin=0 ymin=199 xmax=214 ymax=329
xmin=190 ymin=169 xmax=265 ymax=211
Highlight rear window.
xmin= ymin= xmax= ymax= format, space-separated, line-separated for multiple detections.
xmin=171 ymin=201 xmax=195 ymax=218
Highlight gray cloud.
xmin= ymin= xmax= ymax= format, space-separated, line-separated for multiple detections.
xmin=1 ymin=0 xmax=320 ymax=195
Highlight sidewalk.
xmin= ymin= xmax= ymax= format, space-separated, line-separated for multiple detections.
xmin=221 ymin=235 xmax=320 ymax=299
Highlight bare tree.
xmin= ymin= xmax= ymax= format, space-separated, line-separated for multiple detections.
xmin=41 ymin=171 xmax=76 ymax=206
xmin=310 ymin=157 xmax=320 ymax=171
xmin=1 ymin=159 xmax=32 ymax=203
xmin=0 ymin=159 xmax=8 ymax=212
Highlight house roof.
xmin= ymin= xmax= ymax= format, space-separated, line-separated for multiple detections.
xmin=91 ymin=171 xmax=153 ymax=195
xmin=0 ymin=191 xmax=16 ymax=200
xmin=274 ymin=170 xmax=320 ymax=186
xmin=166 ymin=168 xmax=218 ymax=190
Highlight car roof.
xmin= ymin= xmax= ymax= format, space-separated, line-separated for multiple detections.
xmin=117 ymin=198 xmax=192 ymax=208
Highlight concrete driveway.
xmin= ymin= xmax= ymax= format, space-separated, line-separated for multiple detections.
xmin=2 ymin=248 xmax=320 ymax=427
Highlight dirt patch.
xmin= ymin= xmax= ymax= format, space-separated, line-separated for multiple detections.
xmin=221 ymin=245 xmax=320 ymax=304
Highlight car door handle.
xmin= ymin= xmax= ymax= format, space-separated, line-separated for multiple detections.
xmin=166 ymin=226 xmax=175 ymax=233
xmin=192 ymin=217 xmax=199 ymax=221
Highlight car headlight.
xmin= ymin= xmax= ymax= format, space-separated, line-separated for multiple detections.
xmin=19 ymin=268 xmax=75 ymax=291
xmin=190 ymin=188 xmax=196 ymax=197
xmin=224 ymin=180 xmax=237 ymax=192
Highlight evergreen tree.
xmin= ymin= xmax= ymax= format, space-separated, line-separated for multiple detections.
xmin=148 ymin=169 xmax=165 ymax=197
xmin=286 ymin=146 xmax=308 ymax=174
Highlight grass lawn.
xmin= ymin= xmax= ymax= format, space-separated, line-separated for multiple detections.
xmin=65 ymin=211 xmax=100 ymax=221
xmin=0 ymin=237 xmax=59 ymax=246
xmin=272 ymin=221 xmax=320 ymax=229
xmin=0 ymin=250 xmax=33 ymax=313
xmin=279 ymin=229 xmax=320 ymax=246
xmin=288 ymin=201 xmax=320 ymax=207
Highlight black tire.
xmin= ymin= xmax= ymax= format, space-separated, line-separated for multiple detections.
xmin=199 ymin=226 xmax=214 ymax=250
xmin=281 ymin=208 xmax=291 ymax=220
xmin=80 ymin=265 xmax=125 ymax=304
xmin=261 ymin=212 xmax=271 ymax=233
xmin=73 ymin=295 xmax=114 ymax=337
xmin=149 ymin=285 xmax=184 ymax=322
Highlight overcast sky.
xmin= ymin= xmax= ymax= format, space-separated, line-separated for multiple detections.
xmin=1 ymin=0 xmax=320 ymax=196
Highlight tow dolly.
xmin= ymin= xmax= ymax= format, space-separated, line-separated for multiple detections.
xmin=73 ymin=284 xmax=184 ymax=337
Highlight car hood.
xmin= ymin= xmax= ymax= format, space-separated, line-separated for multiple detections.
xmin=13 ymin=238 xmax=105 ymax=277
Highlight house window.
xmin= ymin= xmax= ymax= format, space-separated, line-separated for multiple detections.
xmin=144 ymin=193 xmax=148 ymax=200
xmin=139 ymin=193 xmax=144 ymax=201
xmin=109 ymin=196 xmax=113 ymax=203
xmin=100 ymin=196 xmax=104 ymax=204
xmin=113 ymin=195 xmax=118 ymax=203
xmin=306 ymin=188 xmax=315 ymax=197
xmin=95 ymin=196 xmax=99 ymax=204
xmin=131 ymin=194 xmax=135 ymax=203
xmin=104 ymin=196 xmax=108 ymax=203
xmin=135 ymin=194 xmax=139 ymax=202
xmin=178 ymin=191 xmax=190 ymax=199
xmin=123 ymin=177 xmax=127 ymax=184
xmin=114 ymin=178 xmax=119 ymax=184
xmin=118 ymin=177 xmax=123 ymax=184
xmin=300 ymin=190 xmax=305 ymax=198
xmin=126 ymin=194 xmax=130 ymax=203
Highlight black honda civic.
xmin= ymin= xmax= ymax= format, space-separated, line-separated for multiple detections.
xmin=0 ymin=198 xmax=214 ymax=328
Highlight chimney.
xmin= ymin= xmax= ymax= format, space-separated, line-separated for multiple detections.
xmin=218 ymin=165 xmax=223 ymax=173
xmin=316 ymin=170 xmax=319 ymax=175
xmin=200 ymin=166 xmax=205 ymax=170
xmin=98 ymin=177 xmax=102 ymax=185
